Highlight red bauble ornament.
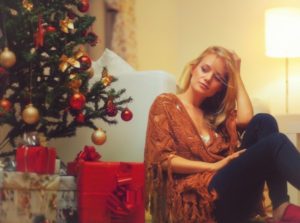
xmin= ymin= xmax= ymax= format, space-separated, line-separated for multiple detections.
xmin=0 ymin=98 xmax=12 ymax=115
xmin=106 ymin=100 xmax=117 ymax=117
xmin=0 ymin=66 xmax=9 ymax=76
xmin=46 ymin=25 xmax=56 ymax=32
xmin=34 ymin=15 xmax=45 ymax=48
xmin=121 ymin=108 xmax=133 ymax=121
xmin=75 ymin=112 xmax=85 ymax=123
xmin=67 ymin=11 xmax=76 ymax=19
xmin=69 ymin=93 xmax=86 ymax=110
xmin=78 ymin=55 xmax=92 ymax=71
xmin=77 ymin=1 xmax=89 ymax=13
xmin=86 ymin=31 xmax=98 ymax=46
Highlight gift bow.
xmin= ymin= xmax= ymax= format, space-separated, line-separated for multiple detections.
xmin=75 ymin=145 xmax=101 ymax=162
xmin=60 ymin=17 xmax=74 ymax=33
xmin=59 ymin=50 xmax=85 ymax=72
xmin=107 ymin=163 xmax=143 ymax=220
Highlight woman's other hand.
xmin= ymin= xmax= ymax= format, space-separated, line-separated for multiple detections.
xmin=212 ymin=149 xmax=246 ymax=171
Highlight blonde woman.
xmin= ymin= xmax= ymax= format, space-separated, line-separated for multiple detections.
xmin=145 ymin=46 xmax=300 ymax=223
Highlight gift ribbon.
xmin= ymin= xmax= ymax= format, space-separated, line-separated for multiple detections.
xmin=24 ymin=146 xmax=28 ymax=172
xmin=107 ymin=163 xmax=143 ymax=219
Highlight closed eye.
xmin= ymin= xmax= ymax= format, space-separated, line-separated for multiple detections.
xmin=201 ymin=66 xmax=209 ymax=73
xmin=214 ymin=73 xmax=227 ymax=85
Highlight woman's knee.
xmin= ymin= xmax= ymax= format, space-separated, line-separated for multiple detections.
xmin=252 ymin=113 xmax=276 ymax=123
xmin=267 ymin=132 xmax=289 ymax=148
xmin=251 ymin=113 xmax=278 ymax=129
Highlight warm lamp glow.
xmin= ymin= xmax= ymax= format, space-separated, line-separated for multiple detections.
xmin=265 ymin=7 xmax=300 ymax=58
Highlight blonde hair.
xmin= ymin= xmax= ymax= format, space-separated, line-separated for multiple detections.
xmin=177 ymin=46 xmax=238 ymax=128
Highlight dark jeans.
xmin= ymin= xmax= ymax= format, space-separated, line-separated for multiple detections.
xmin=208 ymin=113 xmax=300 ymax=223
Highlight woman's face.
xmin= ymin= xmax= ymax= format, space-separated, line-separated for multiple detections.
xmin=190 ymin=54 xmax=227 ymax=98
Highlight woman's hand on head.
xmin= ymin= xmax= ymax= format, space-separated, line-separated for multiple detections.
xmin=230 ymin=50 xmax=241 ymax=74
xmin=212 ymin=149 xmax=246 ymax=171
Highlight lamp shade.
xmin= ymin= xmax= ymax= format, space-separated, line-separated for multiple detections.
xmin=265 ymin=7 xmax=300 ymax=58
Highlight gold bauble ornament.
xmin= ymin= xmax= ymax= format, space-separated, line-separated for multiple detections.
xmin=86 ymin=67 xmax=94 ymax=79
xmin=69 ymin=75 xmax=82 ymax=90
xmin=0 ymin=47 xmax=16 ymax=68
xmin=91 ymin=128 xmax=107 ymax=145
xmin=22 ymin=104 xmax=40 ymax=124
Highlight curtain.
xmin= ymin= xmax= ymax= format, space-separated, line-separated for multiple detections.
xmin=105 ymin=0 xmax=137 ymax=68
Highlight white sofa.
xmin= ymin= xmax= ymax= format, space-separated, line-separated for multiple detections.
xmin=50 ymin=70 xmax=177 ymax=162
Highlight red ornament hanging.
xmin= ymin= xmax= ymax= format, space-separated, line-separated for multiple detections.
xmin=46 ymin=25 xmax=56 ymax=33
xmin=75 ymin=112 xmax=85 ymax=123
xmin=78 ymin=55 xmax=91 ymax=71
xmin=0 ymin=66 xmax=9 ymax=76
xmin=121 ymin=108 xmax=133 ymax=121
xmin=86 ymin=31 xmax=98 ymax=46
xmin=67 ymin=10 xmax=76 ymax=19
xmin=34 ymin=15 xmax=45 ymax=48
xmin=106 ymin=99 xmax=117 ymax=117
xmin=77 ymin=0 xmax=89 ymax=13
xmin=81 ymin=29 xmax=88 ymax=37
xmin=69 ymin=93 xmax=86 ymax=110
xmin=0 ymin=98 xmax=12 ymax=115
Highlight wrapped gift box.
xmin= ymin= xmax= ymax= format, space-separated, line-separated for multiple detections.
xmin=77 ymin=162 xmax=144 ymax=223
xmin=16 ymin=146 xmax=56 ymax=174
xmin=0 ymin=171 xmax=78 ymax=223
xmin=67 ymin=161 xmax=78 ymax=176
xmin=57 ymin=176 xmax=78 ymax=223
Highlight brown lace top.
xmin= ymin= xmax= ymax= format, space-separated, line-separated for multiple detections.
xmin=144 ymin=93 xmax=239 ymax=223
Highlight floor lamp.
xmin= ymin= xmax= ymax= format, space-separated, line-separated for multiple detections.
xmin=265 ymin=7 xmax=300 ymax=114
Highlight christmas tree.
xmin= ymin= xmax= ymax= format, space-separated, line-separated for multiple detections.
xmin=0 ymin=0 xmax=133 ymax=151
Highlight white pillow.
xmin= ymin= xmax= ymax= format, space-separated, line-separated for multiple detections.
xmin=91 ymin=48 xmax=135 ymax=83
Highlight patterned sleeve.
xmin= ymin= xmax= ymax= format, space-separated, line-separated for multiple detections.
xmin=144 ymin=94 xmax=177 ymax=214
xmin=144 ymin=94 xmax=177 ymax=166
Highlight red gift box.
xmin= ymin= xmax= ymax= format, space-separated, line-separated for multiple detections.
xmin=67 ymin=161 xmax=80 ymax=176
xmin=16 ymin=145 xmax=56 ymax=174
xmin=77 ymin=162 xmax=145 ymax=223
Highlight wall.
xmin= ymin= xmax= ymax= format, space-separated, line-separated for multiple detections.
xmin=135 ymin=0 xmax=300 ymax=114
xmin=87 ymin=0 xmax=106 ymax=60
